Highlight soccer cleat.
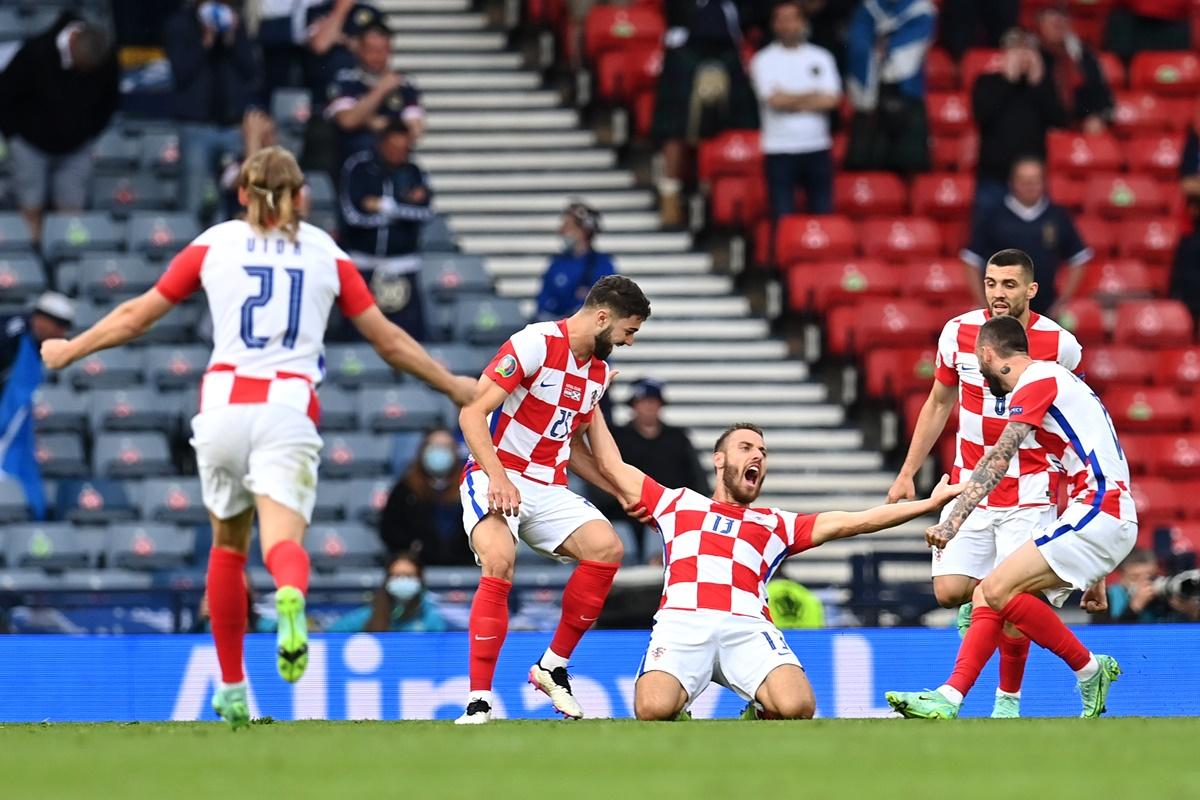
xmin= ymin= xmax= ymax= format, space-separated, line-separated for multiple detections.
xmin=739 ymin=702 xmax=762 ymax=721
xmin=212 ymin=685 xmax=250 ymax=731
xmin=991 ymin=693 xmax=1021 ymax=719
xmin=956 ymin=602 xmax=973 ymax=639
xmin=528 ymin=662 xmax=583 ymax=719
xmin=885 ymin=690 xmax=960 ymax=719
xmin=454 ymin=698 xmax=493 ymax=725
xmin=275 ymin=586 xmax=309 ymax=683
xmin=1078 ymin=654 xmax=1121 ymax=718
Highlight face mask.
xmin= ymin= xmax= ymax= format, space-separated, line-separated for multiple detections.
xmin=386 ymin=575 xmax=421 ymax=602
xmin=422 ymin=445 xmax=456 ymax=476
xmin=561 ymin=234 xmax=578 ymax=251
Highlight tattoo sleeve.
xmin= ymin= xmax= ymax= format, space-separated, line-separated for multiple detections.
xmin=941 ymin=422 xmax=1034 ymax=531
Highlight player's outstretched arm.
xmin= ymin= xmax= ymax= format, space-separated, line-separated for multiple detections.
xmin=887 ymin=379 xmax=957 ymax=503
xmin=458 ymin=375 xmax=522 ymax=516
xmin=586 ymin=411 xmax=647 ymax=508
xmin=811 ymin=474 xmax=964 ymax=545
xmin=350 ymin=305 xmax=476 ymax=406
xmin=40 ymin=289 xmax=175 ymax=370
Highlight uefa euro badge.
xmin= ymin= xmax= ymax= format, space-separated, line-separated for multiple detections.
xmin=495 ymin=354 xmax=517 ymax=379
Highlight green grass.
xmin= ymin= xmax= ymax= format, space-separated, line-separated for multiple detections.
xmin=2 ymin=718 xmax=1198 ymax=799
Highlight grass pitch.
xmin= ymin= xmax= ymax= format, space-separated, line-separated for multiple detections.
xmin=2 ymin=718 xmax=1197 ymax=799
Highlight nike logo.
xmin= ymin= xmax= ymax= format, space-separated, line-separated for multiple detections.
xmin=538 ymin=381 xmax=556 ymax=389
xmin=474 ymin=635 xmax=497 ymax=641
xmin=961 ymin=365 xmax=977 ymax=372
xmin=580 ymin=616 xmax=598 ymax=622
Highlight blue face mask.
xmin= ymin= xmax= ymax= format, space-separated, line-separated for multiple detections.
xmin=422 ymin=445 xmax=456 ymax=476
xmin=386 ymin=575 xmax=421 ymax=603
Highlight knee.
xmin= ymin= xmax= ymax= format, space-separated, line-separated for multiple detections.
xmin=593 ymin=536 xmax=624 ymax=565
xmin=764 ymin=694 xmax=816 ymax=721
xmin=933 ymin=582 xmax=972 ymax=609
xmin=634 ymin=696 xmax=681 ymax=722
xmin=479 ymin=549 xmax=515 ymax=582
xmin=979 ymin=578 xmax=1010 ymax=613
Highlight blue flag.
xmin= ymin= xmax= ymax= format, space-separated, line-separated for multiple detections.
xmin=0 ymin=332 xmax=46 ymax=520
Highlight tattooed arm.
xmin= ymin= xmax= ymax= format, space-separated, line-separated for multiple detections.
xmin=924 ymin=421 xmax=1034 ymax=549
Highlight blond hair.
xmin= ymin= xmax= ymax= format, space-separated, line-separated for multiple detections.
xmin=238 ymin=146 xmax=305 ymax=241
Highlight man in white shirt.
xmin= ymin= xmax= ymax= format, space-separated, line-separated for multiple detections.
xmin=749 ymin=1 xmax=841 ymax=219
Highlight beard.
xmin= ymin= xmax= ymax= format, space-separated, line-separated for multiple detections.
xmin=721 ymin=464 xmax=762 ymax=505
xmin=984 ymin=371 xmax=1008 ymax=397
xmin=593 ymin=326 xmax=614 ymax=360
xmin=990 ymin=298 xmax=1026 ymax=318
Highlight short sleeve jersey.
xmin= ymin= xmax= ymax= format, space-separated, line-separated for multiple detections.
xmin=935 ymin=309 xmax=1082 ymax=509
xmin=638 ymin=476 xmax=818 ymax=621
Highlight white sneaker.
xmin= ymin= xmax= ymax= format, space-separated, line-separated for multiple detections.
xmin=528 ymin=662 xmax=583 ymax=719
xmin=454 ymin=698 xmax=492 ymax=725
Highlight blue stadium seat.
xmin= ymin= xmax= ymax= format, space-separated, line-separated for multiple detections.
xmin=62 ymin=348 xmax=145 ymax=389
xmin=32 ymin=386 xmax=90 ymax=434
xmin=76 ymin=253 xmax=162 ymax=300
xmin=305 ymin=522 xmax=384 ymax=571
xmin=419 ymin=215 xmax=457 ymax=252
xmin=317 ymin=387 xmax=359 ymax=432
xmin=42 ymin=213 xmax=125 ymax=263
xmin=35 ymin=432 xmax=88 ymax=479
xmin=0 ymin=254 xmax=46 ymax=302
xmin=59 ymin=569 xmax=155 ymax=591
xmin=319 ymin=433 xmax=392 ymax=478
xmin=89 ymin=388 xmax=181 ymax=433
xmin=323 ymin=344 xmax=397 ymax=387
xmin=306 ymin=171 xmax=335 ymax=212
xmin=0 ymin=213 xmax=34 ymax=253
xmin=106 ymin=524 xmax=195 ymax=571
xmin=6 ymin=523 xmax=105 ymax=570
xmin=311 ymin=480 xmax=349 ymax=522
xmin=420 ymin=254 xmax=492 ymax=301
xmin=358 ymin=385 xmax=446 ymax=432
xmin=340 ymin=476 xmax=394 ymax=525
xmin=0 ymin=9 xmax=23 ymax=42
xmin=145 ymin=344 xmax=209 ymax=390
xmin=452 ymin=297 xmax=527 ymax=345
xmin=92 ymin=175 xmax=179 ymax=218
xmin=55 ymin=479 xmax=139 ymax=524
xmin=427 ymin=343 xmax=491 ymax=377
xmin=0 ymin=478 xmax=29 ymax=523
xmin=93 ymin=433 xmax=174 ymax=478
xmin=127 ymin=212 xmax=200 ymax=258
xmin=92 ymin=129 xmax=140 ymax=173
xmin=270 ymin=88 xmax=312 ymax=135
xmin=141 ymin=131 xmax=182 ymax=176
xmin=139 ymin=477 xmax=208 ymax=526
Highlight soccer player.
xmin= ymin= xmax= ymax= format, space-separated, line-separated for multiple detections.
xmin=885 ymin=247 xmax=1082 ymax=718
xmin=455 ymin=275 xmax=651 ymax=724
xmin=886 ymin=315 xmax=1136 ymax=719
xmin=579 ymin=414 xmax=963 ymax=720
xmin=40 ymin=147 xmax=476 ymax=729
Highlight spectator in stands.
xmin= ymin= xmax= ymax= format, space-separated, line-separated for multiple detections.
xmin=799 ymin=0 xmax=858 ymax=73
xmin=218 ymin=109 xmax=278 ymax=220
xmin=190 ymin=578 xmax=273 ymax=633
xmin=1099 ymin=549 xmax=1200 ymax=624
xmin=0 ymin=15 xmax=119 ymax=242
xmin=938 ymin=0 xmax=1018 ymax=59
xmin=253 ymin=0 xmax=315 ymax=100
xmin=844 ymin=0 xmax=934 ymax=175
xmin=378 ymin=428 xmax=473 ymax=566
xmin=0 ymin=293 xmax=75 ymax=521
xmin=1172 ymin=103 xmax=1200 ymax=319
xmin=304 ymin=0 xmax=384 ymax=102
xmin=971 ymin=28 xmax=1065 ymax=222
xmin=1104 ymin=0 xmax=1192 ymax=61
xmin=325 ymin=22 xmax=424 ymax=161
xmin=1035 ymin=5 xmax=1114 ymax=134
xmin=652 ymin=0 xmax=764 ymax=227
xmin=325 ymin=552 xmax=449 ymax=632
xmin=586 ymin=378 xmax=708 ymax=562
xmin=961 ymin=157 xmax=1092 ymax=315
xmin=749 ymin=1 xmax=840 ymax=219
xmin=534 ymin=201 xmax=615 ymax=320
xmin=339 ymin=121 xmax=433 ymax=339
xmin=165 ymin=0 xmax=262 ymax=216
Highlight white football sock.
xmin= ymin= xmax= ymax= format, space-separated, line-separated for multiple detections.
xmin=996 ymin=689 xmax=1021 ymax=700
xmin=219 ymin=680 xmax=246 ymax=692
xmin=1074 ymin=654 xmax=1100 ymax=682
xmin=539 ymin=648 xmax=569 ymax=671
xmin=935 ymin=685 xmax=964 ymax=705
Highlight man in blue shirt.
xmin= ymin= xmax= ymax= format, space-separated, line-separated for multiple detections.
xmin=534 ymin=200 xmax=616 ymax=320
xmin=961 ymin=157 xmax=1091 ymax=316
xmin=303 ymin=0 xmax=386 ymax=107
xmin=1173 ymin=106 xmax=1200 ymax=320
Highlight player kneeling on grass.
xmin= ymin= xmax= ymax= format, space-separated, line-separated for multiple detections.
xmin=580 ymin=413 xmax=963 ymax=720
xmin=886 ymin=315 xmax=1137 ymax=720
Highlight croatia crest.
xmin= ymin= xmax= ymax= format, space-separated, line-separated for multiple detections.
xmin=564 ymin=386 xmax=582 ymax=401
xmin=494 ymin=354 xmax=517 ymax=378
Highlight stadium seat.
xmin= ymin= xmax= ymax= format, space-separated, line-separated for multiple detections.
xmin=417 ymin=216 xmax=454 ymax=253
xmin=127 ymin=213 xmax=201 ymax=258
xmin=54 ymin=478 xmax=137 ymax=525
xmin=960 ymin=48 xmax=1004 ymax=90
xmin=1117 ymin=218 xmax=1180 ymax=264
xmin=320 ymin=433 xmax=393 ymax=477
xmin=92 ymin=174 xmax=179 ymax=218
xmin=0 ymin=254 xmax=46 ymax=303
xmin=926 ymin=92 xmax=972 ymax=135
xmin=1054 ymin=298 xmax=1107 ymax=343
xmin=107 ymin=524 xmax=195 ymax=571
xmin=595 ymin=46 xmax=661 ymax=104
xmin=1097 ymin=51 xmax=1126 ymax=90
xmin=1112 ymin=91 xmax=1171 ymax=136
xmin=42 ymin=213 xmax=125 ymax=263
xmin=305 ymin=521 xmax=385 ymax=571
xmin=1117 ymin=433 xmax=1156 ymax=475
xmin=1150 ymin=434 xmax=1200 ymax=480
xmin=0 ymin=478 xmax=29 ymax=524
xmin=1155 ymin=347 xmax=1200 ymax=393
xmin=427 ymin=343 xmax=491 ymax=377
xmin=63 ymin=349 xmax=144 ymax=389
xmin=141 ymin=131 xmax=182 ymax=176
xmin=1130 ymin=52 xmax=1200 ymax=96
xmin=863 ymin=346 xmax=938 ymax=400
xmin=910 ymin=174 xmax=974 ymax=220
xmin=139 ymin=477 xmax=208 ymax=526
xmin=924 ymin=47 xmax=956 ymax=91
xmin=93 ymin=433 xmax=174 ymax=478
xmin=323 ymin=343 xmax=398 ymax=387
xmin=0 ymin=214 xmax=34 ymax=253
xmin=1104 ymin=387 xmax=1191 ymax=433
xmin=35 ymin=432 xmax=88 ymax=479
xmin=708 ymin=175 xmax=766 ymax=228
xmin=824 ymin=299 xmax=939 ymax=356
xmin=1067 ymin=259 xmax=1158 ymax=301
xmin=1113 ymin=300 xmax=1195 ymax=348
xmin=833 ymin=172 xmax=907 ymax=218
xmin=5 ymin=523 xmax=104 ymax=570
xmin=92 ymin=129 xmax=140 ymax=173
xmin=1127 ymin=133 xmax=1185 ymax=178
xmin=697 ymin=130 xmax=762 ymax=183
xmin=340 ymin=477 xmax=395 ymax=525
xmin=1130 ymin=477 xmax=1187 ymax=523
xmin=270 ymin=88 xmax=312 ymax=134
xmin=145 ymin=345 xmax=209 ymax=390
xmin=775 ymin=215 xmax=856 ymax=266
xmin=76 ymin=254 xmax=162 ymax=300
xmin=582 ymin=6 xmax=665 ymax=64
xmin=1084 ymin=175 xmax=1169 ymax=219
xmin=902 ymin=259 xmax=974 ymax=307
xmin=1046 ymin=174 xmax=1085 ymax=212
xmin=358 ymin=386 xmax=447 ymax=432
xmin=1046 ymin=131 xmax=1123 ymax=177
xmin=785 ymin=259 xmax=898 ymax=314
xmin=452 ymin=297 xmax=527 ymax=345
xmin=420 ymin=254 xmax=493 ymax=301
xmin=1080 ymin=345 xmax=1154 ymax=392
xmin=859 ymin=218 xmax=941 ymax=261
xmin=316 ymin=387 xmax=359 ymax=432
xmin=32 ymin=386 xmax=90 ymax=434
xmin=90 ymin=388 xmax=180 ymax=433
xmin=311 ymin=480 xmax=350 ymax=522
xmin=306 ymin=171 xmax=335 ymax=213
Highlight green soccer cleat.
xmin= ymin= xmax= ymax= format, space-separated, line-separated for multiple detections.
xmin=675 ymin=709 xmax=693 ymax=722
xmin=275 ymin=586 xmax=309 ymax=684
xmin=212 ymin=685 xmax=249 ymax=731
xmin=886 ymin=690 xmax=960 ymax=719
xmin=1078 ymin=654 xmax=1121 ymax=718
xmin=991 ymin=692 xmax=1021 ymax=719
xmin=956 ymin=602 xmax=973 ymax=639
xmin=739 ymin=702 xmax=761 ymax=721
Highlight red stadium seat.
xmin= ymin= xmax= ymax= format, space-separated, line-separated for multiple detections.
xmin=925 ymin=47 xmax=957 ymax=91
xmin=824 ymin=299 xmax=940 ymax=356
xmin=1155 ymin=347 xmax=1200 ymax=392
xmin=1079 ymin=345 xmax=1154 ymax=393
xmin=1117 ymin=433 xmax=1156 ymax=475
xmin=1074 ymin=216 xmax=1115 ymax=258
xmin=1066 ymin=259 xmax=1159 ymax=300
xmin=903 ymin=258 xmax=974 ymax=307
xmin=863 ymin=346 xmax=939 ymax=400
xmin=1047 ymin=174 xmax=1086 ymax=213
xmin=859 ymin=217 xmax=942 ymax=261
xmin=901 ymin=390 xmax=960 ymax=442
xmin=1097 ymin=51 xmax=1126 ymax=90
xmin=930 ymin=132 xmax=978 ymax=172
xmin=1127 ymin=133 xmax=1186 ymax=179
xmin=1055 ymin=298 xmax=1108 ymax=343
xmin=786 ymin=259 xmax=899 ymax=314
xmin=1113 ymin=299 xmax=1196 ymax=348
xmin=1084 ymin=174 xmax=1169 ymax=219
xmin=1150 ymin=434 xmax=1200 ymax=480
xmin=1046 ymin=131 xmax=1123 ymax=177
xmin=775 ymin=214 xmax=856 ymax=266
xmin=583 ymin=7 xmax=665 ymax=63
xmin=595 ymin=46 xmax=661 ymax=103
xmin=632 ymin=88 xmax=655 ymax=139
xmin=1154 ymin=521 xmax=1200 ymax=553
xmin=751 ymin=217 xmax=773 ymax=267
xmin=1117 ymin=218 xmax=1181 ymax=265
xmin=697 ymin=129 xmax=762 ymax=183
xmin=709 ymin=175 xmax=766 ymax=228
xmin=939 ymin=219 xmax=972 ymax=257
xmin=1112 ymin=92 xmax=1170 ymax=136
xmin=834 ymin=172 xmax=908 ymax=217
xmin=1130 ymin=477 xmax=1188 ymax=521
xmin=1130 ymin=52 xmax=1200 ymax=96
xmin=960 ymin=48 xmax=1004 ymax=90
xmin=911 ymin=174 xmax=974 ymax=220
xmin=1104 ymin=387 xmax=1192 ymax=433
xmin=926 ymin=92 xmax=973 ymax=135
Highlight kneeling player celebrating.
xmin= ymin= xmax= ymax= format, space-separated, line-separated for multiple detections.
xmin=583 ymin=415 xmax=963 ymax=719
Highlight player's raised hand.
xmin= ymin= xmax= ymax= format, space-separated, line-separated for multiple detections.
xmin=1080 ymin=581 xmax=1109 ymax=614
xmin=928 ymin=474 xmax=965 ymax=507
xmin=622 ymin=498 xmax=652 ymax=524
xmin=40 ymin=338 xmax=75 ymax=370
xmin=886 ymin=473 xmax=917 ymax=504
xmin=488 ymin=473 xmax=521 ymax=517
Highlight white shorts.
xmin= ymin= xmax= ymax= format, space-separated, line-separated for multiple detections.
xmin=639 ymin=609 xmax=804 ymax=706
xmin=190 ymin=404 xmax=323 ymax=524
xmin=459 ymin=469 xmax=609 ymax=564
xmin=932 ymin=505 xmax=1059 ymax=580
xmin=1035 ymin=504 xmax=1137 ymax=607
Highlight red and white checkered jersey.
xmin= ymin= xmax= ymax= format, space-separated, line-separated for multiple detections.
xmin=638 ymin=476 xmax=817 ymax=620
xmin=156 ymin=220 xmax=374 ymax=424
xmin=1009 ymin=361 xmax=1136 ymax=522
xmin=468 ymin=320 xmax=609 ymax=485
xmin=935 ymin=309 xmax=1082 ymax=509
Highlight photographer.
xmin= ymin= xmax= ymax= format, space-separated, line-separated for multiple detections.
xmin=1100 ymin=549 xmax=1200 ymax=624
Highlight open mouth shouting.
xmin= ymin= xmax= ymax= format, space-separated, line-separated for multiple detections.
xmin=743 ymin=463 xmax=762 ymax=491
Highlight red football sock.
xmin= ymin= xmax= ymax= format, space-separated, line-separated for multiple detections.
xmin=265 ymin=539 xmax=309 ymax=595
xmin=1000 ymin=593 xmax=1091 ymax=671
xmin=548 ymin=560 xmax=620 ymax=661
xmin=207 ymin=547 xmax=248 ymax=684
xmin=469 ymin=577 xmax=512 ymax=692
xmin=945 ymin=604 xmax=1003 ymax=697
xmin=998 ymin=631 xmax=1032 ymax=694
